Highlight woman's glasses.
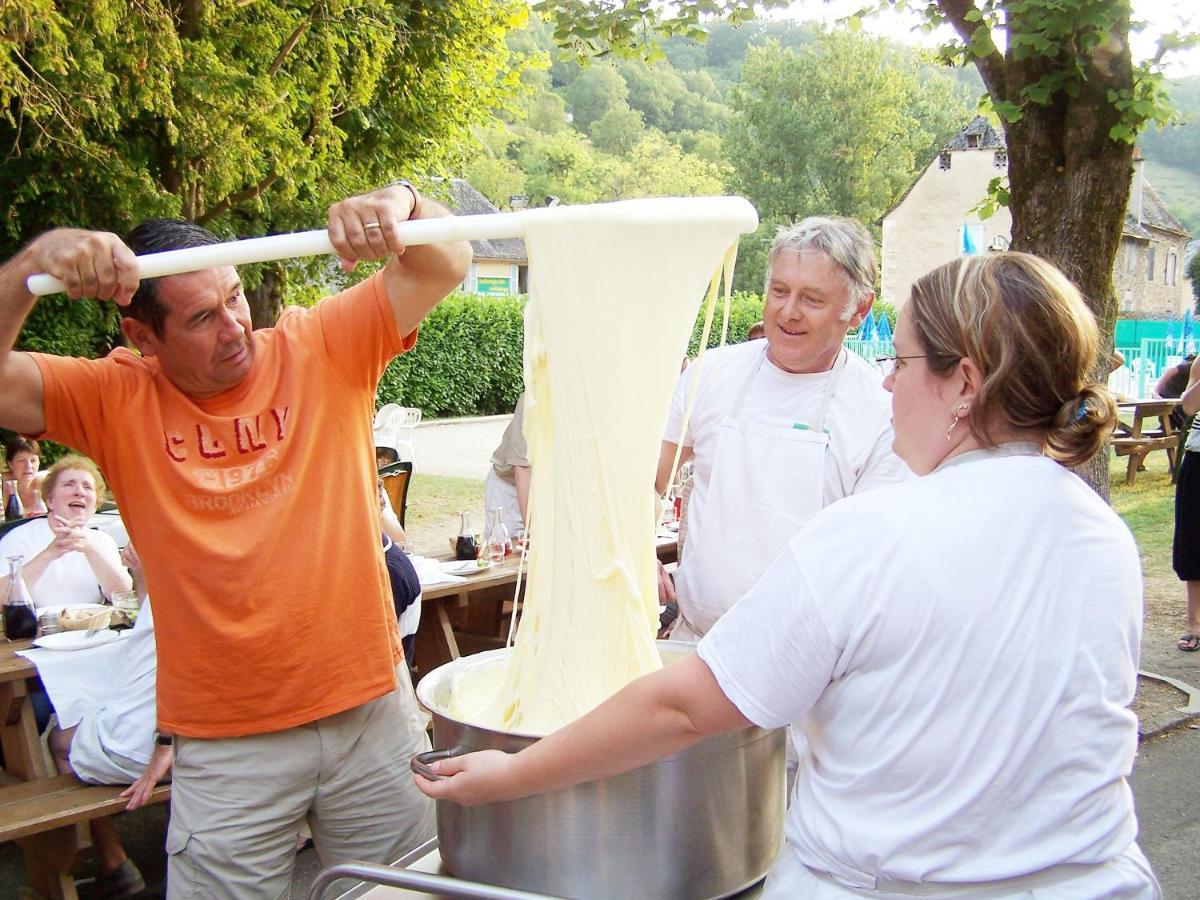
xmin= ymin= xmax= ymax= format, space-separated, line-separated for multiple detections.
xmin=875 ymin=355 xmax=927 ymax=378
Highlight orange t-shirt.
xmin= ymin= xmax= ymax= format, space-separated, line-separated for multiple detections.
xmin=33 ymin=273 xmax=417 ymax=737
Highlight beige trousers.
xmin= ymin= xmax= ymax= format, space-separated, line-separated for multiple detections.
xmin=165 ymin=666 xmax=434 ymax=899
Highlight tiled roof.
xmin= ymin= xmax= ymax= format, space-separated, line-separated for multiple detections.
xmin=943 ymin=116 xmax=1006 ymax=151
xmin=1139 ymin=182 xmax=1189 ymax=237
xmin=448 ymin=179 xmax=528 ymax=262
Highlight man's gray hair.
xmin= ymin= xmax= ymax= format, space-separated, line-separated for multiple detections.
xmin=764 ymin=217 xmax=877 ymax=318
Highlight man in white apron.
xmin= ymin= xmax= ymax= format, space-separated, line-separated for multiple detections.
xmin=657 ymin=216 xmax=910 ymax=641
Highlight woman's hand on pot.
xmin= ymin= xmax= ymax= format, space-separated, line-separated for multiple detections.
xmin=412 ymin=749 xmax=522 ymax=806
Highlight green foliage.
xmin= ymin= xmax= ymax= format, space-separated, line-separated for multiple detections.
xmin=1140 ymin=76 xmax=1200 ymax=234
xmin=726 ymin=32 xmax=973 ymax=230
xmin=687 ymin=291 xmax=764 ymax=355
xmin=536 ymin=0 xmax=785 ymax=62
xmin=0 ymin=0 xmax=530 ymax=349
xmin=378 ymin=294 xmax=526 ymax=418
xmin=377 ymin=289 xmax=768 ymax=418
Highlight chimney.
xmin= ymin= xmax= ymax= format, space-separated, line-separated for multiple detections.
xmin=1132 ymin=147 xmax=1145 ymax=226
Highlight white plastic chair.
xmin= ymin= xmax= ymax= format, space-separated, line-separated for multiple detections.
xmin=1107 ymin=365 xmax=1135 ymax=401
xmin=373 ymin=404 xmax=422 ymax=466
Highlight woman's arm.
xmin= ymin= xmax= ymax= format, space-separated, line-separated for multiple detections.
xmin=416 ymin=653 xmax=751 ymax=806
xmin=80 ymin=532 xmax=132 ymax=598
xmin=0 ymin=525 xmax=70 ymax=593
xmin=120 ymin=743 xmax=172 ymax=811
xmin=1181 ymin=356 xmax=1200 ymax=417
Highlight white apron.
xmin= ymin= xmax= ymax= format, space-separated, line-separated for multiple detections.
xmin=673 ymin=347 xmax=846 ymax=641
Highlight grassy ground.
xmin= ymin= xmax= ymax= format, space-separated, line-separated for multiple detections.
xmin=403 ymin=472 xmax=484 ymax=557
xmin=1110 ymin=450 xmax=1177 ymax=611
xmin=405 ymin=450 xmax=1181 ymax=589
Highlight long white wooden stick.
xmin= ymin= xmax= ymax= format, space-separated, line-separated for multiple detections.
xmin=25 ymin=197 xmax=758 ymax=297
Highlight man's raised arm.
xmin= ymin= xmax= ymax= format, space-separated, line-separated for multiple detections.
xmin=0 ymin=230 xmax=139 ymax=435
xmin=326 ymin=184 xmax=472 ymax=337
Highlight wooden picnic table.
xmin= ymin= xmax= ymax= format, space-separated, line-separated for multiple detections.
xmin=0 ymin=638 xmax=81 ymax=899
xmin=1112 ymin=399 xmax=1183 ymax=485
xmin=0 ymin=638 xmax=170 ymax=900
xmin=412 ymin=536 xmax=679 ymax=678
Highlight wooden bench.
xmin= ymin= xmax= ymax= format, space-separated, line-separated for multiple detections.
xmin=0 ymin=773 xmax=170 ymax=899
xmin=0 ymin=772 xmax=170 ymax=843
xmin=0 ymin=774 xmax=171 ymax=899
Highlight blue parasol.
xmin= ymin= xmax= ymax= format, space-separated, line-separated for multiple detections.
xmin=875 ymin=313 xmax=893 ymax=345
xmin=858 ymin=311 xmax=875 ymax=342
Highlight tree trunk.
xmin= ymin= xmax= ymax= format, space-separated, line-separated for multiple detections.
xmin=247 ymin=263 xmax=286 ymax=329
xmin=1000 ymin=27 xmax=1134 ymax=501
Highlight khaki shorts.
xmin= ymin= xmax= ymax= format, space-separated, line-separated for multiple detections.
xmin=166 ymin=665 xmax=434 ymax=899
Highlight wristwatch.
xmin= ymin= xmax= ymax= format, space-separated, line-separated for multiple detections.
xmin=154 ymin=730 xmax=173 ymax=747
xmin=390 ymin=179 xmax=421 ymax=220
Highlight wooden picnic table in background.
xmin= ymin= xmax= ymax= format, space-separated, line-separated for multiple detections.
xmin=0 ymin=639 xmax=169 ymax=899
xmin=413 ymin=537 xmax=679 ymax=677
xmin=1112 ymin=398 xmax=1183 ymax=485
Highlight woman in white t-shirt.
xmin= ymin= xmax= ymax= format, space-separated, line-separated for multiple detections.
xmin=416 ymin=253 xmax=1157 ymax=898
xmin=0 ymin=454 xmax=131 ymax=607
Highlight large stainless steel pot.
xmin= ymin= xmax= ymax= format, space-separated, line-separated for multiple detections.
xmin=414 ymin=642 xmax=786 ymax=899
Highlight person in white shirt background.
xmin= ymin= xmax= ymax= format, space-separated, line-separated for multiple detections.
xmin=0 ymin=454 xmax=131 ymax=607
xmin=418 ymin=251 xmax=1158 ymax=899
xmin=49 ymin=542 xmax=167 ymax=899
xmin=656 ymin=215 xmax=910 ymax=641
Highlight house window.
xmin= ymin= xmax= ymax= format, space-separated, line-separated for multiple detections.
xmin=1124 ymin=240 xmax=1136 ymax=273
xmin=1146 ymin=246 xmax=1156 ymax=281
xmin=993 ymin=150 xmax=1007 ymax=168
xmin=938 ymin=150 xmax=952 ymax=171
xmin=1168 ymin=253 xmax=1177 ymax=286
xmin=1122 ymin=291 xmax=1133 ymax=312
xmin=966 ymin=134 xmax=980 ymax=148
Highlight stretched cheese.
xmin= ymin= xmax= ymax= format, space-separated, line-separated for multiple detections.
xmin=449 ymin=198 xmax=754 ymax=734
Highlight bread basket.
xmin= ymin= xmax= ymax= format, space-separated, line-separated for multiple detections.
xmin=57 ymin=605 xmax=114 ymax=631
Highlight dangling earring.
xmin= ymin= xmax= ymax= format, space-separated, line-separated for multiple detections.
xmin=945 ymin=403 xmax=969 ymax=442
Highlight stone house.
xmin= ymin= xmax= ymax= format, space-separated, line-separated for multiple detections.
xmin=881 ymin=118 xmax=1192 ymax=317
xmin=447 ymin=178 xmax=528 ymax=296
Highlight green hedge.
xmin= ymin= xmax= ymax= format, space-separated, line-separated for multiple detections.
xmin=379 ymin=291 xmax=768 ymax=418
xmin=378 ymin=293 xmax=526 ymax=418
xmin=688 ymin=291 xmax=765 ymax=355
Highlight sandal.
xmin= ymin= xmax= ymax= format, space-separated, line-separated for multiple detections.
xmin=1178 ymin=633 xmax=1200 ymax=652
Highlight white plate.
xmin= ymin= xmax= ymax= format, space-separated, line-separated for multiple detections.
xmin=32 ymin=629 xmax=123 ymax=651
xmin=440 ymin=560 xmax=495 ymax=576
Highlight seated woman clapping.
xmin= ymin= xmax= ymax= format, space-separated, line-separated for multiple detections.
xmin=416 ymin=253 xmax=1158 ymax=898
xmin=0 ymin=454 xmax=131 ymax=606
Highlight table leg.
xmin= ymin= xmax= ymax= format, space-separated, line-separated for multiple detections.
xmin=19 ymin=825 xmax=86 ymax=900
xmin=413 ymin=598 xmax=461 ymax=677
xmin=2 ymin=681 xmax=78 ymax=898
xmin=0 ymin=681 xmax=50 ymax=781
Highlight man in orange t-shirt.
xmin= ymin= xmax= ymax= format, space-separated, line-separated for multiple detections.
xmin=0 ymin=183 xmax=471 ymax=895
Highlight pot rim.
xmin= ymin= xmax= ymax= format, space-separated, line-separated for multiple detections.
xmin=414 ymin=639 xmax=704 ymax=740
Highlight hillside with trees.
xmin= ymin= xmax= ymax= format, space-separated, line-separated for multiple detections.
xmin=463 ymin=16 xmax=978 ymax=289
xmin=1140 ymin=76 xmax=1200 ymax=236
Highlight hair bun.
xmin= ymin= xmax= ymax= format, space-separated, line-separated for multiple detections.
xmin=1044 ymin=384 xmax=1117 ymax=468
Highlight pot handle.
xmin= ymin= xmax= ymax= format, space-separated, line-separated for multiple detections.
xmin=410 ymin=747 xmax=462 ymax=781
